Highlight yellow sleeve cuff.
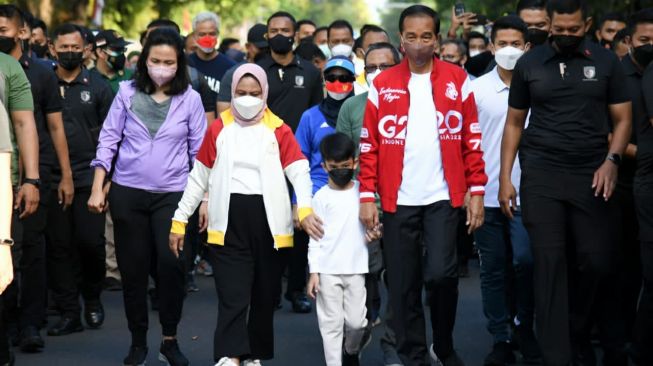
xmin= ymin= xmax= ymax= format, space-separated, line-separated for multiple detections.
xmin=170 ymin=220 xmax=187 ymax=235
xmin=298 ymin=207 xmax=313 ymax=223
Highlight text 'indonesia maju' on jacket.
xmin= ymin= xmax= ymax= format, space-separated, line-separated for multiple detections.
xmin=171 ymin=108 xmax=314 ymax=249
xmin=358 ymin=57 xmax=488 ymax=213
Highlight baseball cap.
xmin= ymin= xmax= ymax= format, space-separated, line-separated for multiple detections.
xmin=247 ymin=24 xmax=268 ymax=49
xmin=95 ymin=29 xmax=131 ymax=50
xmin=324 ymin=56 xmax=355 ymax=75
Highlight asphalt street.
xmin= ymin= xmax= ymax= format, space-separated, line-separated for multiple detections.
xmin=14 ymin=260 xmax=539 ymax=366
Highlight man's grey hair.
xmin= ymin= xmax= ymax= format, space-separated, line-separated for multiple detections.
xmin=441 ymin=39 xmax=468 ymax=57
xmin=193 ymin=11 xmax=221 ymax=32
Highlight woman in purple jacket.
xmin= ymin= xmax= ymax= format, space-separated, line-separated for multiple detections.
xmin=87 ymin=28 xmax=206 ymax=366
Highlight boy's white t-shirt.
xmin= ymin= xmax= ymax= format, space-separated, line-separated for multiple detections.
xmin=308 ymin=181 xmax=369 ymax=275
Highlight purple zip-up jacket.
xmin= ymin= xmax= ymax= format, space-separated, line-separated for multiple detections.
xmin=91 ymin=81 xmax=207 ymax=192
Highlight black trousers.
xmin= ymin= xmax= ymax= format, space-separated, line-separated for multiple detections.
xmin=634 ymin=181 xmax=653 ymax=364
xmin=613 ymin=185 xmax=641 ymax=341
xmin=6 ymin=182 xmax=50 ymax=329
xmin=285 ymin=228 xmax=309 ymax=297
xmin=383 ymin=200 xmax=460 ymax=366
xmin=521 ymin=168 xmax=622 ymax=366
xmin=46 ymin=187 xmax=106 ymax=317
xmin=207 ymin=194 xmax=282 ymax=361
xmin=108 ymin=183 xmax=185 ymax=345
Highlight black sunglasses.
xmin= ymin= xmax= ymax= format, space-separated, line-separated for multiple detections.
xmin=364 ymin=64 xmax=394 ymax=74
xmin=324 ymin=74 xmax=356 ymax=83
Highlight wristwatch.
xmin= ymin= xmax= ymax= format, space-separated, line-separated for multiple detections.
xmin=606 ymin=153 xmax=621 ymax=166
xmin=1 ymin=238 xmax=14 ymax=246
xmin=23 ymin=178 xmax=41 ymax=188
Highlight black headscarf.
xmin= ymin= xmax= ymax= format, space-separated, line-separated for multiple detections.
xmin=319 ymin=91 xmax=354 ymax=128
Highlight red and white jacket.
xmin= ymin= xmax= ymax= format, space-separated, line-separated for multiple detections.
xmin=359 ymin=57 xmax=487 ymax=212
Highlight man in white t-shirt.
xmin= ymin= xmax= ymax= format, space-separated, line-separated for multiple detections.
xmin=307 ymin=133 xmax=380 ymax=366
xmin=358 ymin=5 xmax=487 ymax=366
xmin=471 ymin=15 xmax=540 ymax=366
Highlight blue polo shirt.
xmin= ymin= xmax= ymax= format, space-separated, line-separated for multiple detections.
xmin=295 ymin=104 xmax=335 ymax=197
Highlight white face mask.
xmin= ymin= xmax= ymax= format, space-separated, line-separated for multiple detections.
xmin=331 ymin=43 xmax=353 ymax=58
xmin=318 ymin=44 xmax=332 ymax=58
xmin=233 ymin=95 xmax=264 ymax=120
xmin=494 ymin=46 xmax=525 ymax=71
xmin=327 ymin=91 xmax=349 ymax=100
xmin=366 ymin=69 xmax=382 ymax=86
xmin=469 ymin=49 xmax=482 ymax=58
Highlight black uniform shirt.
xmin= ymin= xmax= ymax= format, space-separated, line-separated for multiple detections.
xmin=257 ymin=54 xmax=323 ymax=132
xmin=509 ymin=38 xmax=630 ymax=173
xmin=639 ymin=63 xmax=653 ymax=184
xmin=619 ymin=56 xmax=647 ymax=188
xmin=19 ymin=53 xmax=62 ymax=176
xmin=55 ymin=67 xmax=113 ymax=187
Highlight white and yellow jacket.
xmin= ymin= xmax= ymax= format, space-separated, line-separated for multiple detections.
xmin=171 ymin=109 xmax=313 ymax=249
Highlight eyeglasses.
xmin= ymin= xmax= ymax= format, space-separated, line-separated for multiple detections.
xmin=324 ymin=74 xmax=356 ymax=83
xmin=364 ymin=64 xmax=394 ymax=74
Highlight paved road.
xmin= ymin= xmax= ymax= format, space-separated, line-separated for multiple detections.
xmin=14 ymin=261 xmax=536 ymax=366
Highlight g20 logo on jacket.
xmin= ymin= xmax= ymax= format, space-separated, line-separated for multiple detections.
xmin=437 ymin=110 xmax=463 ymax=141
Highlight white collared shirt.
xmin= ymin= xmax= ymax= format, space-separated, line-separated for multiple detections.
xmin=471 ymin=67 xmax=528 ymax=207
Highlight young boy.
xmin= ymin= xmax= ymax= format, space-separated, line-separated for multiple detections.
xmin=306 ymin=133 xmax=380 ymax=366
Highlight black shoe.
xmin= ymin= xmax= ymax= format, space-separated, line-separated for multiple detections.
xmin=290 ymin=293 xmax=312 ymax=313
xmin=513 ymin=325 xmax=541 ymax=363
xmin=603 ymin=349 xmax=628 ymax=366
xmin=84 ymin=303 xmax=105 ymax=329
xmin=103 ymin=277 xmax=122 ymax=291
xmin=342 ymin=350 xmax=360 ymax=366
xmin=123 ymin=345 xmax=148 ymax=366
xmin=430 ymin=345 xmax=466 ymax=366
xmin=0 ymin=351 xmax=15 ymax=366
xmin=18 ymin=326 xmax=44 ymax=353
xmin=484 ymin=342 xmax=516 ymax=366
xmin=149 ymin=288 xmax=159 ymax=311
xmin=47 ymin=317 xmax=83 ymax=336
xmin=441 ymin=351 xmax=466 ymax=366
xmin=458 ymin=262 xmax=470 ymax=278
xmin=158 ymin=339 xmax=189 ymax=366
xmin=572 ymin=341 xmax=597 ymax=366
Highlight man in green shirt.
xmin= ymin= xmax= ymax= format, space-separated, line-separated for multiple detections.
xmin=335 ymin=41 xmax=401 ymax=366
xmin=93 ymin=29 xmax=133 ymax=94
xmin=337 ymin=42 xmax=400 ymax=148
xmin=0 ymin=52 xmax=39 ymax=217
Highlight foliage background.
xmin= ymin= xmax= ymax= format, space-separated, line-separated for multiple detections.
xmin=2 ymin=0 xmax=652 ymax=44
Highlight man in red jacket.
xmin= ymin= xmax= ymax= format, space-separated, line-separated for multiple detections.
xmin=359 ymin=5 xmax=487 ymax=366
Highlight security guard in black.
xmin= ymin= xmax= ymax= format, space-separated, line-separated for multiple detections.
xmin=509 ymin=37 xmax=630 ymax=173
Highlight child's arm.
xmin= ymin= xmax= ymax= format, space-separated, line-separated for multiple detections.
xmin=307 ymin=273 xmax=320 ymax=300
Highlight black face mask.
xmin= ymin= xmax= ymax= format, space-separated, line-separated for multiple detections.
xmin=0 ymin=36 xmax=16 ymax=54
xmin=527 ymin=28 xmax=549 ymax=46
xmin=57 ymin=51 xmax=84 ymax=71
xmin=31 ymin=43 xmax=48 ymax=58
xmin=268 ymin=34 xmax=293 ymax=55
xmin=599 ymin=39 xmax=612 ymax=49
xmin=108 ymin=54 xmax=126 ymax=70
xmin=550 ymin=34 xmax=584 ymax=55
xmin=632 ymin=44 xmax=653 ymax=69
xmin=328 ymin=168 xmax=354 ymax=187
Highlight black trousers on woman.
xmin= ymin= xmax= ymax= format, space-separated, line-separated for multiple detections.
xmin=108 ymin=183 xmax=185 ymax=346
xmin=207 ymin=194 xmax=282 ymax=361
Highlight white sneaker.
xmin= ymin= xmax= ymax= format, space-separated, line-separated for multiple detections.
xmin=214 ymin=357 xmax=239 ymax=366
xmin=242 ymin=360 xmax=262 ymax=366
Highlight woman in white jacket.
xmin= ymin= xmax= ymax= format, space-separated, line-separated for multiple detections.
xmin=169 ymin=63 xmax=321 ymax=366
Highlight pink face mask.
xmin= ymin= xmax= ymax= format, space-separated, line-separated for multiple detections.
xmin=147 ymin=62 xmax=177 ymax=87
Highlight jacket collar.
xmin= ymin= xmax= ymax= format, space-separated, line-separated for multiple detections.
xmin=220 ymin=108 xmax=283 ymax=130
